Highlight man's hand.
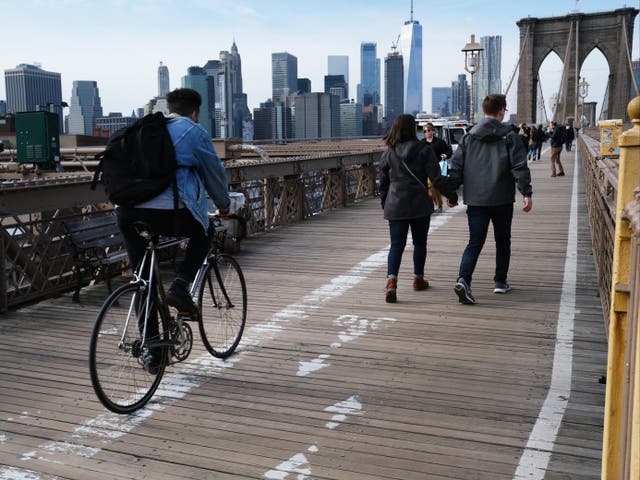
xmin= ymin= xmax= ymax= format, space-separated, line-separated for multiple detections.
xmin=446 ymin=199 xmax=457 ymax=208
xmin=216 ymin=207 xmax=230 ymax=217
xmin=523 ymin=197 xmax=532 ymax=212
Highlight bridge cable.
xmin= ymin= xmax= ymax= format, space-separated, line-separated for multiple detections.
xmin=552 ymin=20 xmax=575 ymax=123
xmin=537 ymin=76 xmax=549 ymax=125
xmin=503 ymin=24 xmax=530 ymax=97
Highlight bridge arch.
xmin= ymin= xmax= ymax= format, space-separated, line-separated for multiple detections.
xmin=516 ymin=7 xmax=638 ymax=124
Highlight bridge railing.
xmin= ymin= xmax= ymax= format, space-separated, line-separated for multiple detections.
xmin=578 ymin=132 xmax=618 ymax=325
xmin=601 ymin=98 xmax=640 ymax=480
xmin=0 ymin=148 xmax=382 ymax=312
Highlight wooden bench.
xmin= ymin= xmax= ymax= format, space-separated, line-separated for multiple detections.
xmin=63 ymin=215 xmax=182 ymax=301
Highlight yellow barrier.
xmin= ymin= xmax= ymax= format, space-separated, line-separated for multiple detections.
xmin=602 ymin=96 xmax=640 ymax=479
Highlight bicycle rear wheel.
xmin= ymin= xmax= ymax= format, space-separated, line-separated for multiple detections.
xmin=198 ymin=254 xmax=247 ymax=358
xmin=89 ymin=283 xmax=169 ymax=414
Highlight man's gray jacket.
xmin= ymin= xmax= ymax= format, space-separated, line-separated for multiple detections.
xmin=449 ymin=118 xmax=533 ymax=206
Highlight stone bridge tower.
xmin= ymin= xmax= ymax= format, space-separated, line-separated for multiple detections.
xmin=516 ymin=8 xmax=638 ymax=124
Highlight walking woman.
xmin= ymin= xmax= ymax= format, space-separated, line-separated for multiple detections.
xmin=379 ymin=114 xmax=459 ymax=303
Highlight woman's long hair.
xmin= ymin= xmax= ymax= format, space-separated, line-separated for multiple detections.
xmin=383 ymin=114 xmax=417 ymax=148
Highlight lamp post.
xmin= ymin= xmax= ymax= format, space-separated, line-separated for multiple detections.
xmin=462 ymin=34 xmax=483 ymax=123
xmin=578 ymin=77 xmax=590 ymax=128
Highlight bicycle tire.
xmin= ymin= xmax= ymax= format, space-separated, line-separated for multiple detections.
xmin=198 ymin=254 xmax=247 ymax=358
xmin=89 ymin=283 xmax=169 ymax=414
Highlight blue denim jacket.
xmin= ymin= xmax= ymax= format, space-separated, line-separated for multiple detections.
xmin=136 ymin=116 xmax=230 ymax=233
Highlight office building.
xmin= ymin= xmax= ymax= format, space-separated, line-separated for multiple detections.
xmin=272 ymin=52 xmax=298 ymax=103
xmin=182 ymin=66 xmax=215 ymax=137
xmin=295 ymin=92 xmax=340 ymax=139
xmin=324 ymin=75 xmax=348 ymax=100
xmin=476 ymin=35 xmax=502 ymax=115
xmin=68 ymin=80 xmax=103 ymax=136
xmin=4 ymin=63 xmax=64 ymax=132
xmin=431 ymin=87 xmax=452 ymax=116
xmin=362 ymin=105 xmax=382 ymax=136
xmin=399 ymin=6 xmax=422 ymax=115
xmin=340 ymin=100 xmax=363 ymax=137
xmin=158 ymin=62 xmax=170 ymax=97
xmin=357 ymin=42 xmax=380 ymax=106
xmin=95 ymin=113 xmax=136 ymax=136
xmin=0 ymin=101 xmax=6 ymax=116
xmin=328 ymin=55 xmax=349 ymax=98
xmin=451 ymin=74 xmax=470 ymax=120
xmin=297 ymin=78 xmax=311 ymax=94
xmin=384 ymin=51 xmax=404 ymax=124
xmin=253 ymin=99 xmax=293 ymax=141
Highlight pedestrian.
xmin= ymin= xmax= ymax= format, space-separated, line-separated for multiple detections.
xmin=116 ymin=88 xmax=231 ymax=372
xmin=532 ymin=124 xmax=546 ymax=161
xmin=448 ymin=94 xmax=533 ymax=305
xmin=564 ymin=124 xmax=575 ymax=151
xmin=421 ymin=122 xmax=453 ymax=212
xmin=379 ymin=114 xmax=459 ymax=303
xmin=548 ymin=121 xmax=566 ymax=177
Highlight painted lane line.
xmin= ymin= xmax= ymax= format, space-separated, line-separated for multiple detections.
xmin=1 ymin=205 xmax=461 ymax=480
xmin=513 ymin=146 xmax=579 ymax=479
xmin=264 ymin=396 xmax=364 ymax=479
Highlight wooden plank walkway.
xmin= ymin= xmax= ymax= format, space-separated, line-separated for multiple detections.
xmin=0 ymin=145 xmax=607 ymax=479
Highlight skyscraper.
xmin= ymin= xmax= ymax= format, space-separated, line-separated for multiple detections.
xmin=68 ymin=80 xmax=103 ymax=135
xmin=476 ymin=35 xmax=502 ymax=115
xmin=340 ymin=100 xmax=363 ymax=137
xmin=399 ymin=2 xmax=422 ymax=115
xmin=295 ymin=92 xmax=340 ymax=139
xmin=357 ymin=43 xmax=380 ymax=106
xmin=431 ymin=87 xmax=452 ymax=116
xmin=328 ymin=55 xmax=349 ymax=98
xmin=4 ymin=63 xmax=63 ymax=132
xmin=384 ymin=51 xmax=404 ymax=124
xmin=182 ymin=66 xmax=215 ymax=137
xmin=451 ymin=74 xmax=470 ymax=120
xmin=324 ymin=75 xmax=348 ymax=100
xmin=272 ymin=52 xmax=298 ymax=102
xmin=158 ymin=61 xmax=170 ymax=97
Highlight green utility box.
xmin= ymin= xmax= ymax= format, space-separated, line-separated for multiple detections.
xmin=15 ymin=111 xmax=61 ymax=167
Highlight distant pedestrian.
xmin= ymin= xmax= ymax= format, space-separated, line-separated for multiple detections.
xmin=548 ymin=121 xmax=566 ymax=177
xmin=449 ymin=94 xmax=533 ymax=305
xmin=421 ymin=122 xmax=453 ymax=212
xmin=564 ymin=125 xmax=575 ymax=151
xmin=379 ymin=114 xmax=459 ymax=303
xmin=532 ymin=124 xmax=546 ymax=161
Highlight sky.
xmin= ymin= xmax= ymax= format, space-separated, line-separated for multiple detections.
xmin=1 ymin=0 xmax=638 ymax=120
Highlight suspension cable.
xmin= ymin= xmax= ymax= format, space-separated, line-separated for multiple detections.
xmin=622 ymin=16 xmax=639 ymax=97
xmin=504 ymin=24 xmax=530 ymax=96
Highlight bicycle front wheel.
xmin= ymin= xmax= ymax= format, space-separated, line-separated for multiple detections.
xmin=198 ymin=254 xmax=247 ymax=358
xmin=89 ymin=283 xmax=169 ymax=414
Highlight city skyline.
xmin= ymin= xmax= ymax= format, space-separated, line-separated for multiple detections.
xmin=0 ymin=0 xmax=638 ymax=118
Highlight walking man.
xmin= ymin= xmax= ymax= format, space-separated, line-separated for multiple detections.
xmin=548 ymin=121 xmax=566 ymax=177
xmin=448 ymin=94 xmax=533 ymax=305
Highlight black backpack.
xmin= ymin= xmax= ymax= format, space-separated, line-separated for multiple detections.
xmin=91 ymin=112 xmax=178 ymax=207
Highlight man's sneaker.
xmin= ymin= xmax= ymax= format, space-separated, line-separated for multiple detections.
xmin=454 ymin=278 xmax=476 ymax=305
xmin=493 ymin=282 xmax=512 ymax=294
xmin=142 ymin=349 xmax=166 ymax=375
xmin=166 ymin=280 xmax=198 ymax=316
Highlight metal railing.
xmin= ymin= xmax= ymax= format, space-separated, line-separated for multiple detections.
xmin=0 ymin=145 xmax=382 ymax=311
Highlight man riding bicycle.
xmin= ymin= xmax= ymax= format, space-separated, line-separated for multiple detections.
xmin=116 ymin=88 xmax=230 ymax=372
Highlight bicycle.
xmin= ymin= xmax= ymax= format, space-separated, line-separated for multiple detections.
xmin=89 ymin=215 xmax=247 ymax=414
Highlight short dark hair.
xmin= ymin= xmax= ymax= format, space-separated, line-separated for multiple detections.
xmin=482 ymin=94 xmax=507 ymax=116
xmin=166 ymin=88 xmax=201 ymax=116
xmin=383 ymin=114 xmax=418 ymax=147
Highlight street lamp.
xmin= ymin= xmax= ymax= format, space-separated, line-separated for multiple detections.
xmin=578 ymin=77 xmax=590 ymax=127
xmin=462 ymin=34 xmax=483 ymax=123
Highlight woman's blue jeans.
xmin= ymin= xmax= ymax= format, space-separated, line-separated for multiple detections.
xmin=387 ymin=217 xmax=430 ymax=277
xmin=458 ymin=204 xmax=513 ymax=284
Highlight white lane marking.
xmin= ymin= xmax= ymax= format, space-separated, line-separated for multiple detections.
xmin=297 ymin=315 xmax=396 ymax=376
xmin=1 ymin=205 xmax=461 ymax=480
xmin=264 ymin=396 xmax=364 ymax=479
xmin=513 ymin=145 xmax=579 ymax=479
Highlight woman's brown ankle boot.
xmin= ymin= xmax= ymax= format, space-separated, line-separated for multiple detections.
xmin=385 ymin=278 xmax=397 ymax=303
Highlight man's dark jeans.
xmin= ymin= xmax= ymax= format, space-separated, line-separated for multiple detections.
xmin=458 ymin=204 xmax=513 ymax=285
xmin=387 ymin=217 xmax=430 ymax=277
xmin=116 ymin=207 xmax=209 ymax=283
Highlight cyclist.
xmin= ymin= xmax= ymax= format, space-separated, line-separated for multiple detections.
xmin=116 ymin=88 xmax=230 ymax=372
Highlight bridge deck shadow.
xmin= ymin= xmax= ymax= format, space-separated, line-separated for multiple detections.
xmin=0 ymin=145 xmax=606 ymax=479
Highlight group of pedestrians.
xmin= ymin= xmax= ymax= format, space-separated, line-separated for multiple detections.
xmin=378 ymin=94 xmax=533 ymax=305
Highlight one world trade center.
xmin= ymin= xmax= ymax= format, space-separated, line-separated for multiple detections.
xmin=399 ymin=1 xmax=422 ymax=115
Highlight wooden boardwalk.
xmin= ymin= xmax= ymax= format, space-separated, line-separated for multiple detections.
xmin=0 ymin=146 xmax=607 ymax=480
